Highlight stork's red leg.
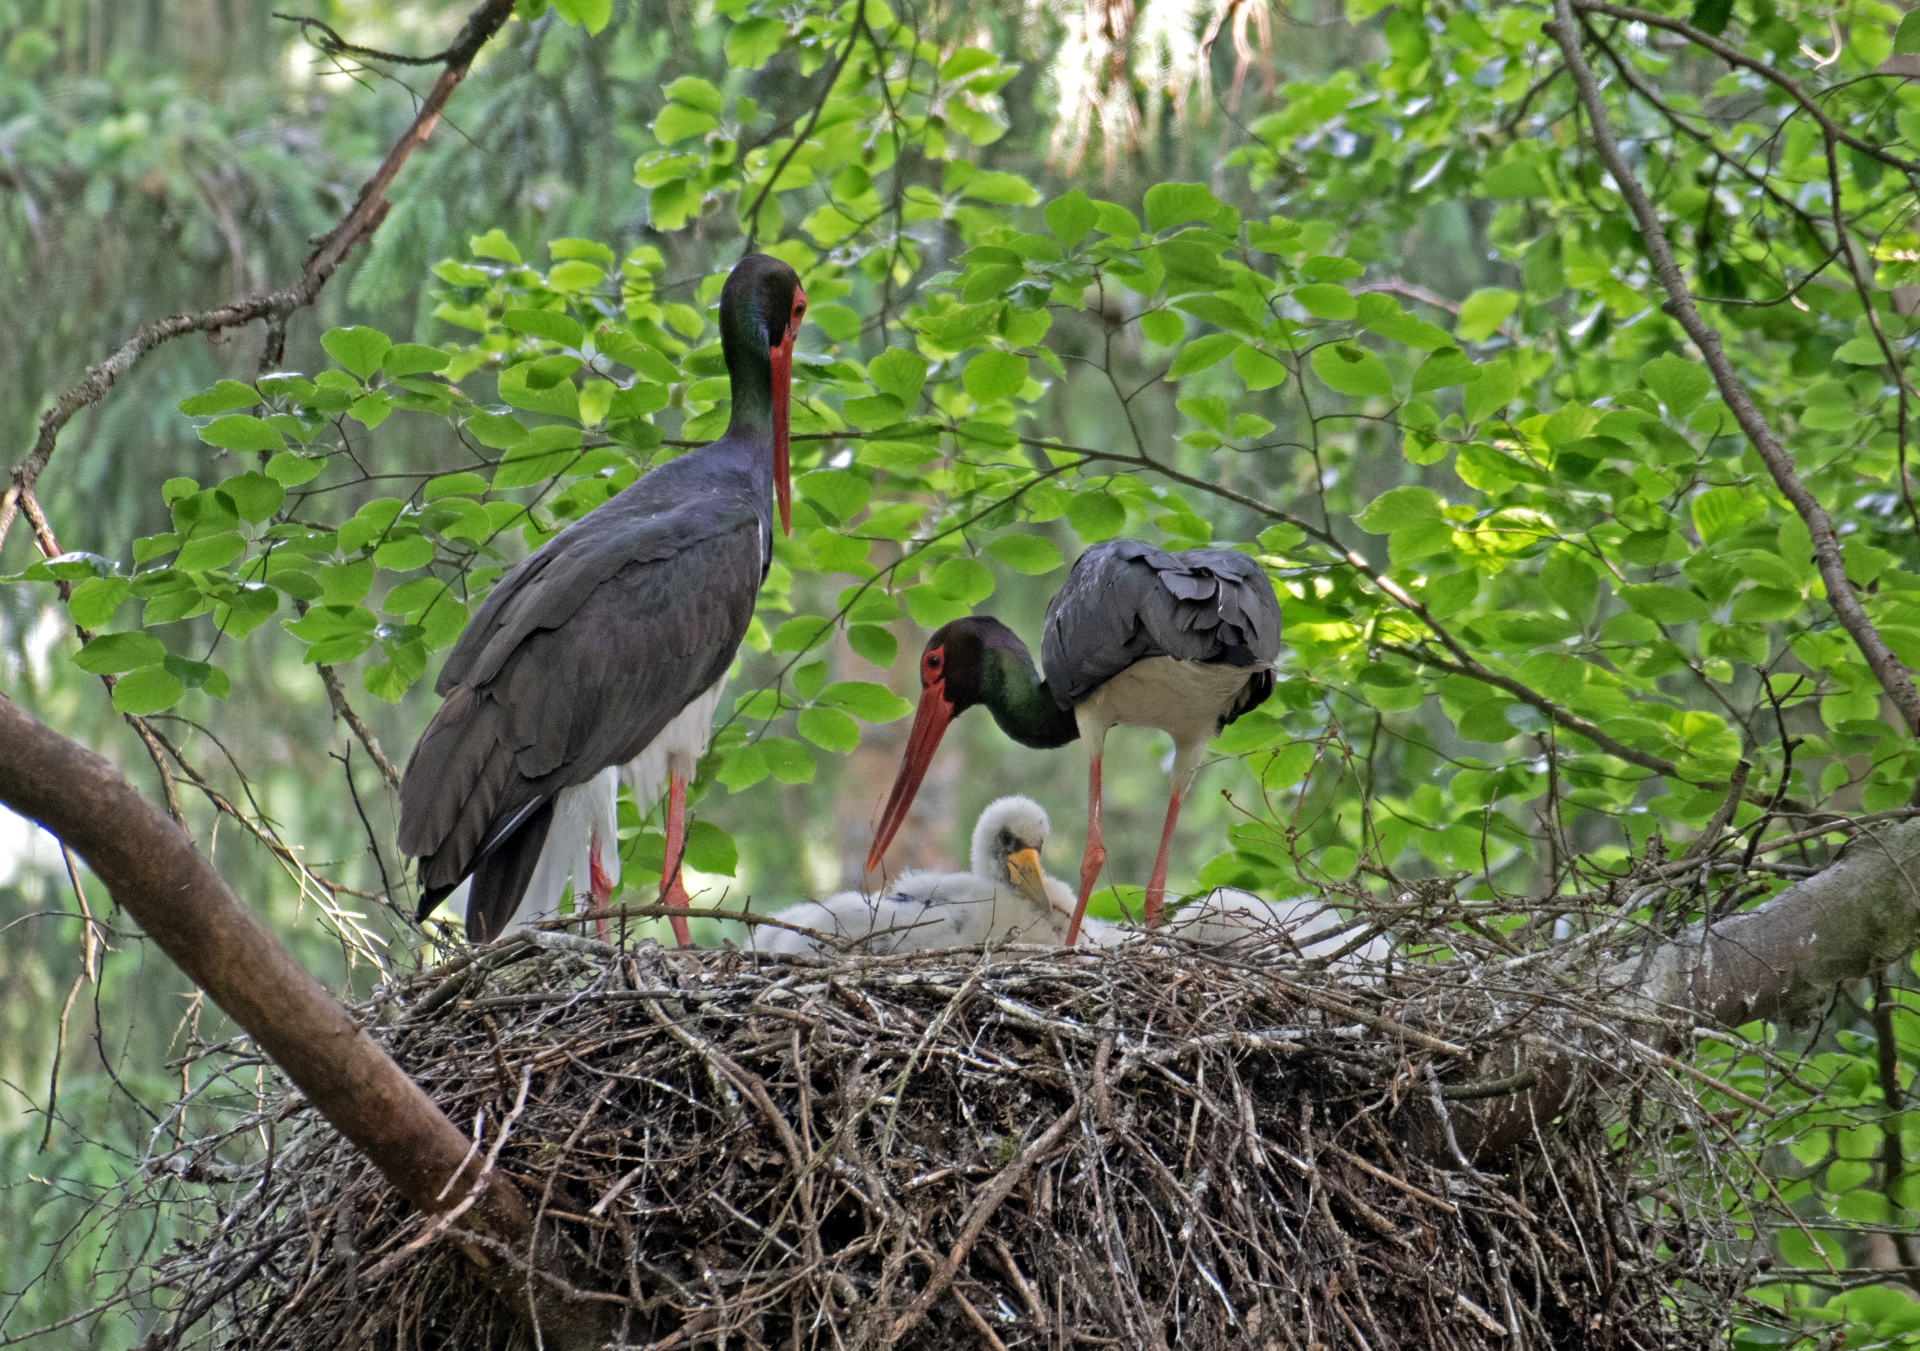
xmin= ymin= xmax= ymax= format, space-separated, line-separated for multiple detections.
xmin=1063 ymin=754 xmax=1106 ymax=946
xmin=1142 ymin=783 xmax=1184 ymax=931
xmin=588 ymin=827 xmax=613 ymax=944
xmin=660 ymin=773 xmax=693 ymax=947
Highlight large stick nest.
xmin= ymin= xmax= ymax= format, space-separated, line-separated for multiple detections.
xmin=137 ymin=926 xmax=1749 ymax=1349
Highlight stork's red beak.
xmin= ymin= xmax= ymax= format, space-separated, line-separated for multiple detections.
xmin=864 ymin=680 xmax=955 ymax=873
xmin=771 ymin=285 xmax=805 ymax=535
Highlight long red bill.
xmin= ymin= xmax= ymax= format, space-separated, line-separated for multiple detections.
xmin=770 ymin=288 xmax=804 ymax=535
xmin=864 ymin=683 xmax=955 ymax=873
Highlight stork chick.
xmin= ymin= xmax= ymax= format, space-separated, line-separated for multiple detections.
xmin=754 ymin=796 xmax=1069 ymax=955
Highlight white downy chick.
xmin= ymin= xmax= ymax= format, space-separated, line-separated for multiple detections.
xmin=1075 ymin=889 xmax=1389 ymax=969
xmin=754 ymin=796 xmax=1070 ymax=955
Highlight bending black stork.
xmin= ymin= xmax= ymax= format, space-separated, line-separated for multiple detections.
xmin=863 ymin=540 xmax=1280 ymax=944
xmin=399 ymin=253 xmax=806 ymax=944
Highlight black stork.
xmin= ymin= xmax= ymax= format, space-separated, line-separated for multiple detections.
xmin=399 ymin=253 xmax=806 ymax=944
xmin=863 ymin=539 xmax=1280 ymax=944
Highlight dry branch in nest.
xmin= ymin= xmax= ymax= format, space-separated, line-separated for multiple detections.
xmin=116 ymin=913 xmax=1763 ymax=1351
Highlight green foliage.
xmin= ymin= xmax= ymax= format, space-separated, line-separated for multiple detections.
xmin=11 ymin=0 xmax=1920 ymax=1341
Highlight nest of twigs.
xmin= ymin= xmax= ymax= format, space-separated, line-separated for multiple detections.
xmin=139 ymin=920 xmax=1751 ymax=1350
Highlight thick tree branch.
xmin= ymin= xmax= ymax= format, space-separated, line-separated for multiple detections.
xmin=1628 ymin=817 xmax=1920 ymax=1031
xmin=0 ymin=0 xmax=517 ymax=552
xmin=1546 ymin=2 xmax=1920 ymax=737
xmin=0 ymin=694 xmax=528 ymax=1244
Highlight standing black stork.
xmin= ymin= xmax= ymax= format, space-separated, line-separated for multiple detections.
xmin=863 ymin=540 xmax=1280 ymax=944
xmin=399 ymin=253 xmax=806 ymax=944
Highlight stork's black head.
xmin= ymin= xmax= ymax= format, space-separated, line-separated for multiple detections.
xmin=719 ymin=254 xmax=807 ymax=533
xmin=915 ymin=615 xmax=1026 ymax=714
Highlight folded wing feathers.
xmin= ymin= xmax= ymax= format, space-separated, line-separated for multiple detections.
xmin=399 ymin=520 xmax=760 ymax=904
xmin=1043 ymin=539 xmax=1282 ymax=708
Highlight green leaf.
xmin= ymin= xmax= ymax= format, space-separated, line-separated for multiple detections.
xmin=1475 ymin=160 xmax=1548 ymax=199
xmin=797 ymin=705 xmax=860 ymax=753
xmin=321 ymin=326 xmax=392 ymax=380
xmin=963 ymin=351 xmax=1029 ymax=402
xmin=68 ymin=576 xmax=130 ymax=628
xmin=820 ymin=681 xmax=912 ymax=722
xmin=933 ymin=556 xmax=995 ymax=604
xmin=759 ymin=736 xmax=816 ymax=784
xmin=1293 ymin=283 xmax=1357 ymax=320
xmin=1456 ymin=289 xmax=1518 ymax=343
xmin=1143 ymin=182 xmax=1224 ymax=231
xmin=384 ymin=344 xmax=450 ymax=377
xmin=1354 ymin=485 xmax=1443 ymax=533
xmin=220 ymin=472 xmax=285 ymax=524
xmin=718 ymin=744 xmax=770 ymax=791
xmin=1140 ymin=310 xmax=1185 ymax=346
xmin=1900 ymin=9 xmax=1920 ymax=53
xmin=548 ymin=260 xmax=606 ymax=293
xmin=197 ymin=415 xmax=284 ymax=453
xmin=847 ymin=624 xmax=897 ymax=667
xmin=904 ymin=585 xmax=973 ymax=628
xmin=682 ymin=821 xmax=737 ymax=876
xmin=111 ymin=664 xmax=184 ymax=715
xmin=869 ymin=348 xmax=928 ymax=407
xmin=726 ymin=15 xmax=785 ymax=67
xmin=1045 ymin=190 xmax=1098 ymax=246
xmin=1618 ymin=583 xmax=1711 ymax=624
xmin=655 ymin=102 xmax=717 ymax=144
xmin=553 ymin=0 xmax=613 ymax=32
xmin=1642 ymin=355 xmax=1712 ymax=419
xmin=1462 ymin=363 xmax=1520 ymax=425
xmin=1692 ymin=0 xmax=1734 ymax=34
xmin=798 ymin=469 xmax=871 ymax=524
xmin=1233 ymin=346 xmax=1290 ymax=392
xmin=469 ymin=229 xmax=521 ymax=264
xmin=265 ymin=452 xmax=323 ymax=487
xmin=1166 ymin=334 xmax=1242 ymax=379
xmin=1690 ymin=486 xmax=1761 ymax=542
xmin=987 ymin=534 xmax=1064 ymax=574
xmin=1730 ymin=586 xmax=1802 ymax=622
xmin=1311 ymin=344 xmax=1394 ymax=398
xmin=961 ymin=171 xmax=1040 ymax=205
xmin=810 ymin=304 xmax=862 ymax=341
xmin=1412 ymin=348 xmax=1476 ymax=391
xmin=178 ymin=380 xmax=259 ymax=416
xmin=503 ymin=308 xmax=585 ymax=348
xmin=175 ymin=531 xmax=246 ymax=572
xmin=73 ymin=631 xmax=166 ymax=674
xmin=1068 ymin=491 xmax=1126 ymax=541
xmin=374 ymin=536 xmax=435 ymax=571
xmin=466 ymin=411 xmax=530 ymax=450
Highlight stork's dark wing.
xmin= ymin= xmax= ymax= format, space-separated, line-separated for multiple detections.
xmin=1040 ymin=540 xmax=1281 ymax=710
xmin=398 ymin=505 xmax=761 ymax=907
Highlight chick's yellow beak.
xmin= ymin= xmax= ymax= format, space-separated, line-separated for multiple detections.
xmin=1004 ymin=848 xmax=1051 ymax=909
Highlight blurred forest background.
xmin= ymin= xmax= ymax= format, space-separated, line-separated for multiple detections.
xmin=6 ymin=0 xmax=1920 ymax=1344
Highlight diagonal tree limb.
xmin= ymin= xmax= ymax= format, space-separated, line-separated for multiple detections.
xmin=0 ymin=694 xmax=528 ymax=1239
xmin=0 ymin=0 xmax=517 ymax=552
xmin=1546 ymin=0 xmax=1920 ymax=737
xmin=1570 ymin=0 xmax=1920 ymax=177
